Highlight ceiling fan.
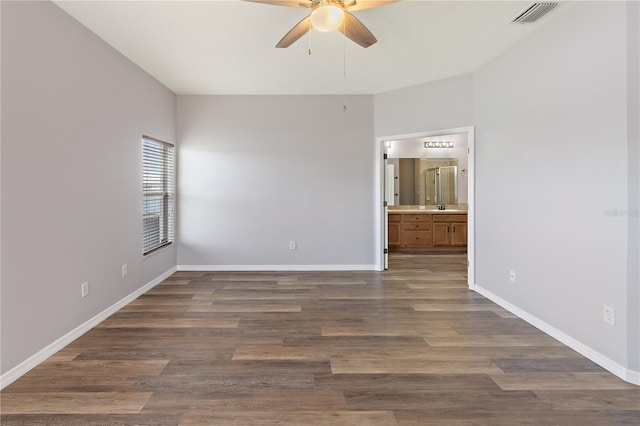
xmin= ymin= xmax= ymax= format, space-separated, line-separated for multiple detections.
xmin=245 ymin=0 xmax=399 ymax=48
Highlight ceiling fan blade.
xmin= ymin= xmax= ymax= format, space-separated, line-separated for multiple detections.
xmin=243 ymin=0 xmax=312 ymax=8
xmin=344 ymin=0 xmax=399 ymax=12
xmin=338 ymin=11 xmax=377 ymax=48
xmin=276 ymin=15 xmax=312 ymax=48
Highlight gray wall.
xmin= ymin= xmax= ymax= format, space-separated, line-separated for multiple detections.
xmin=1 ymin=1 xmax=177 ymax=374
xmin=177 ymin=95 xmax=375 ymax=268
xmin=374 ymin=74 xmax=474 ymax=137
xmin=626 ymin=0 xmax=640 ymax=376
xmin=473 ymin=1 xmax=635 ymax=370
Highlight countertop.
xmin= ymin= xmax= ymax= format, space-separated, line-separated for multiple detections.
xmin=388 ymin=205 xmax=468 ymax=214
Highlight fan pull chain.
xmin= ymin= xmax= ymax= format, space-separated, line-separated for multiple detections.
xmin=343 ymin=18 xmax=347 ymax=112
xmin=308 ymin=16 xmax=312 ymax=55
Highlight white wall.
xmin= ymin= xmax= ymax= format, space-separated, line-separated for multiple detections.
xmin=374 ymin=74 xmax=474 ymax=137
xmin=177 ymin=95 xmax=375 ymax=269
xmin=1 ymin=1 xmax=177 ymax=375
xmin=473 ymin=1 xmax=634 ymax=375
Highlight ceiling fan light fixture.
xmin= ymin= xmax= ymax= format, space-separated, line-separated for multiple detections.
xmin=311 ymin=4 xmax=345 ymax=32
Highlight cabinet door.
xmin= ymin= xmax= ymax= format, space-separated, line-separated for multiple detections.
xmin=451 ymin=223 xmax=467 ymax=246
xmin=432 ymin=223 xmax=450 ymax=246
xmin=388 ymin=222 xmax=401 ymax=248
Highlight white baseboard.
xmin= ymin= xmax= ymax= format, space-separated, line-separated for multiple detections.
xmin=627 ymin=369 xmax=640 ymax=385
xmin=177 ymin=264 xmax=377 ymax=271
xmin=0 ymin=267 xmax=177 ymax=390
xmin=474 ymin=284 xmax=640 ymax=386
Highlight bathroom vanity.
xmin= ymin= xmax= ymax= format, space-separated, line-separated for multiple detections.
xmin=388 ymin=206 xmax=467 ymax=252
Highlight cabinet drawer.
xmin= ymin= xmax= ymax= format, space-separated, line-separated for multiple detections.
xmin=402 ymin=230 xmax=433 ymax=247
xmin=403 ymin=214 xmax=432 ymax=223
xmin=388 ymin=214 xmax=402 ymax=223
xmin=433 ymin=214 xmax=467 ymax=223
xmin=402 ymin=222 xmax=431 ymax=230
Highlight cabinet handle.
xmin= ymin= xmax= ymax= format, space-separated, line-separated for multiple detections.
xmin=447 ymin=226 xmax=450 ymax=232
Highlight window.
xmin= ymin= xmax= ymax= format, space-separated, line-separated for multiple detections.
xmin=142 ymin=136 xmax=175 ymax=255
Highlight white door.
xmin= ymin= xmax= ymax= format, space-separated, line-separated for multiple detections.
xmin=384 ymin=162 xmax=395 ymax=269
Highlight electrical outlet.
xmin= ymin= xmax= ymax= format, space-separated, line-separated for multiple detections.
xmin=81 ymin=282 xmax=89 ymax=298
xmin=509 ymin=269 xmax=516 ymax=283
xmin=121 ymin=264 xmax=128 ymax=278
xmin=289 ymin=241 xmax=297 ymax=250
xmin=603 ymin=305 xmax=615 ymax=325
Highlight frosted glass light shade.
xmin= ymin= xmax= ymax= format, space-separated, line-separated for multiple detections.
xmin=311 ymin=5 xmax=345 ymax=32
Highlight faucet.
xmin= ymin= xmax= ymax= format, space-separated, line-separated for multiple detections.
xmin=438 ymin=203 xmax=446 ymax=210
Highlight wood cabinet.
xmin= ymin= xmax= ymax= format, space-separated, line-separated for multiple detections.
xmin=432 ymin=214 xmax=468 ymax=247
xmin=451 ymin=223 xmax=468 ymax=246
xmin=401 ymin=214 xmax=432 ymax=249
xmin=388 ymin=214 xmax=401 ymax=249
xmin=388 ymin=212 xmax=467 ymax=252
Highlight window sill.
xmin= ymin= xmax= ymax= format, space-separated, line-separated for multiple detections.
xmin=143 ymin=242 xmax=174 ymax=258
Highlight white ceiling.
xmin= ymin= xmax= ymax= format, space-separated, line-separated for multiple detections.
xmin=54 ymin=0 xmax=569 ymax=95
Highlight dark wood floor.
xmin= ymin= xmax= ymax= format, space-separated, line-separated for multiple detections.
xmin=2 ymin=253 xmax=638 ymax=425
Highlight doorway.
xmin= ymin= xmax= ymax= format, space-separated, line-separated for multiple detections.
xmin=374 ymin=126 xmax=475 ymax=290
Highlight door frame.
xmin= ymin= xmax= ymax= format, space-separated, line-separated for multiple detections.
xmin=374 ymin=126 xmax=476 ymax=290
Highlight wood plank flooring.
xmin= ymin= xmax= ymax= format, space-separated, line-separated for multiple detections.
xmin=2 ymin=253 xmax=638 ymax=425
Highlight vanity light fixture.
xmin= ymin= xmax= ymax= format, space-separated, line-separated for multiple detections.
xmin=425 ymin=141 xmax=454 ymax=148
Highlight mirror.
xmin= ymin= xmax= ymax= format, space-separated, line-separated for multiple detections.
xmin=425 ymin=160 xmax=458 ymax=205
xmin=385 ymin=134 xmax=468 ymax=206
xmin=392 ymin=158 xmax=458 ymax=205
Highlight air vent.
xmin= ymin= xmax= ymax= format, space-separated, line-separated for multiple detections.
xmin=512 ymin=2 xmax=557 ymax=24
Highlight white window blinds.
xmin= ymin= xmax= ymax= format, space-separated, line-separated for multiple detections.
xmin=142 ymin=136 xmax=175 ymax=255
